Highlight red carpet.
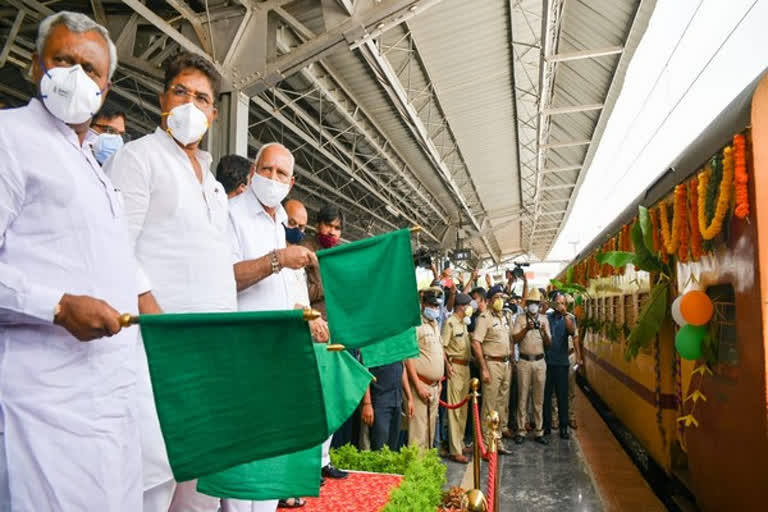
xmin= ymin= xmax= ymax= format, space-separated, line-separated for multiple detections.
xmin=302 ymin=471 xmax=404 ymax=512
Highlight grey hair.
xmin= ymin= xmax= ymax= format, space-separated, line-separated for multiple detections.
xmin=254 ymin=142 xmax=295 ymax=174
xmin=36 ymin=11 xmax=118 ymax=80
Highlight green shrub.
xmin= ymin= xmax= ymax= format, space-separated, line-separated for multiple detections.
xmin=330 ymin=444 xmax=446 ymax=511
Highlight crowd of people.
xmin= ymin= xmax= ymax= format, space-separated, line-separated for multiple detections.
xmin=0 ymin=11 xmax=583 ymax=512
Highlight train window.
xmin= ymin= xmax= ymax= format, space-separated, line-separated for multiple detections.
xmin=706 ymin=284 xmax=738 ymax=368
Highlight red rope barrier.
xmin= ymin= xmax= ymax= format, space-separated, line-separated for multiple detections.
xmin=472 ymin=398 xmax=488 ymax=458
xmin=486 ymin=450 xmax=498 ymax=512
xmin=438 ymin=395 xmax=470 ymax=410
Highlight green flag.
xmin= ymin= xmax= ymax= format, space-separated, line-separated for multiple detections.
xmin=360 ymin=327 xmax=419 ymax=368
xmin=318 ymin=229 xmax=421 ymax=349
xmin=196 ymin=343 xmax=372 ymax=500
xmin=138 ymin=310 xmax=328 ymax=482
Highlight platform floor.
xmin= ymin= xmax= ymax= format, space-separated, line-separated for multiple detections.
xmin=445 ymin=386 xmax=666 ymax=511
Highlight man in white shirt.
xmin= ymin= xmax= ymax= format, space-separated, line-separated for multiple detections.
xmin=0 ymin=12 xmax=141 ymax=511
xmin=225 ymin=143 xmax=325 ymax=512
xmin=105 ymin=52 xmax=236 ymax=512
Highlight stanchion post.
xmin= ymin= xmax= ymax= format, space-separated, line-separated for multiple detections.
xmin=470 ymin=377 xmax=481 ymax=489
xmin=462 ymin=488 xmax=488 ymax=511
xmin=486 ymin=411 xmax=501 ymax=512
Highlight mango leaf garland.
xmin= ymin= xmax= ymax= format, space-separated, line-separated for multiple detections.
xmin=638 ymin=205 xmax=655 ymax=255
xmin=625 ymin=279 xmax=670 ymax=360
xmin=566 ymin=266 xmax=575 ymax=284
xmin=595 ymin=251 xmax=636 ymax=270
xmin=631 ymin=220 xmax=664 ymax=274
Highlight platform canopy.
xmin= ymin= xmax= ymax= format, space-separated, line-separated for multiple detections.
xmin=0 ymin=0 xmax=654 ymax=263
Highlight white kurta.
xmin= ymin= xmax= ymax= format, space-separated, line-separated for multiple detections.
xmin=105 ymin=128 xmax=237 ymax=492
xmin=227 ymin=191 xmax=295 ymax=512
xmin=0 ymin=99 xmax=141 ymax=511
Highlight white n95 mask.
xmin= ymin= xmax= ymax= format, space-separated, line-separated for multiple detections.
xmin=40 ymin=64 xmax=104 ymax=124
xmin=250 ymin=172 xmax=290 ymax=208
xmin=165 ymin=102 xmax=209 ymax=145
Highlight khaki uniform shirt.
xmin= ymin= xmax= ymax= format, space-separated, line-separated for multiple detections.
xmin=441 ymin=315 xmax=471 ymax=360
xmin=414 ymin=317 xmax=444 ymax=382
xmin=473 ymin=311 xmax=511 ymax=358
xmin=512 ymin=313 xmax=551 ymax=356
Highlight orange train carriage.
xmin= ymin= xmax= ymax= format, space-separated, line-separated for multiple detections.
xmin=555 ymin=72 xmax=768 ymax=511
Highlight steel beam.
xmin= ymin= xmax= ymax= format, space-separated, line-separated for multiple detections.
xmin=540 ymin=183 xmax=575 ymax=191
xmin=545 ymin=46 xmax=624 ymax=63
xmin=540 ymin=164 xmax=581 ymax=174
xmin=0 ymin=8 xmax=24 ymax=68
xmin=541 ymin=103 xmax=603 ymax=116
xmin=239 ymin=0 xmax=444 ymax=95
xmin=165 ymin=0 xmax=213 ymax=55
xmin=541 ymin=139 xmax=591 ymax=150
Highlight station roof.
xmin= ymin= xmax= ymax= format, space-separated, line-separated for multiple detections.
xmin=0 ymin=0 xmax=655 ymax=265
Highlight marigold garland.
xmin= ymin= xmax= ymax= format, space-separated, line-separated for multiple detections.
xmin=676 ymin=184 xmax=690 ymax=263
xmin=688 ymin=179 xmax=703 ymax=261
xmin=658 ymin=197 xmax=680 ymax=255
xmin=698 ymin=146 xmax=734 ymax=240
xmin=733 ymin=133 xmax=749 ymax=219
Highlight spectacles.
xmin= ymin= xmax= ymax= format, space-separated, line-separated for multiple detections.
xmin=91 ymin=124 xmax=130 ymax=140
xmin=169 ymin=84 xmax=214 ymax=110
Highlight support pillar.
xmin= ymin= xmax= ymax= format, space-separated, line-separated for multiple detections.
xmin=207 ymin=90 xmax=250 ymax=172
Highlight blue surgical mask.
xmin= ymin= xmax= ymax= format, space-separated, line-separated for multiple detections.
xmin=283 ymin=224 xmax=305 ymax=245
xmin=92 ymin=132 xmax=124 ymax=164
xmin=423 ymin=307 xmax=440 ymax=321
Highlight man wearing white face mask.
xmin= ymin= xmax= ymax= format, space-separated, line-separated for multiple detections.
xmin=104 ymin=52 xmax=236 ymax=512
xmin=0 ymin=12 xmax=142 ymax=511
xmin=225 ymin=142 xmax=323 ymax=512
xmin=511 ymin=288 xmax=552 ymax=445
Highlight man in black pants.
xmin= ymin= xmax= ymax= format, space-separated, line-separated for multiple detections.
xmin=543 ymin=292 xmax=577 ymax=439
xmin=364 ymin=361 xmax=414 ymax=450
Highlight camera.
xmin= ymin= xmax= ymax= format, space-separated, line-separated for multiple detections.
xmin=533 ymin=319 xmax=541 ymax=330
xmin=413 ymin=248 xmax=432 ymax=268
xmin=510 ymin=262 xmax=529 ymax=279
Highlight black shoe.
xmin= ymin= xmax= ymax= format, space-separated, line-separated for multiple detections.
xmin=514 ymin=435 xmax=525 ymax=445
xmin=322 ymin=464 xmax=348 ymax=479
xmin=559 ymin=430 xmax=570 ymax=440
xmin=534 ymin=436 xmax=549 ymax=445
xmin=543 ymin=428 xmax=551 ymax=436
xmin=320 ymin=476 xmax=326 ymax=487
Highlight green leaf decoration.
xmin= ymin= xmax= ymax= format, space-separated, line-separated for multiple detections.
xmin=638 ymin=205 xmax=655 ymax=254
xmin=575 ymin=295 xmax=584 ymax=306
xmin=550 ymin=279 xmax=587 ymax=296
xmin=631 ymin=221 xmax=663 ymax=273
xmin=625 ymin=279 xmax=670 ymax=361
xmin=596 ymin=251 xmax=636 ymax=269
xmin=550 ymin=278 xmax=565 ymax=289
xmin=566 ymin=266 xmax=575 ymax=284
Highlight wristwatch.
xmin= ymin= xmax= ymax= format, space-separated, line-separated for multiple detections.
xmin=270 ymin=250 xmax=282 ymax=274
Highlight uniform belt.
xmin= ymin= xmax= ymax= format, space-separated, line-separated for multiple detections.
xmin=417 ymin=375 xmax=440 ymax=387
xmin=569 ymin=348 xmax=576 ymax=355
xmin=519 ymin=353 xmax=545 ymax=362
xmin=449 ymin=357 xmax=470 ymax=366
xmin=484 ymin=355 xmax=510 ymax=363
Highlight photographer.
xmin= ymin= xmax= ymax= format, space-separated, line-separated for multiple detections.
xmin=511 ymin=288 xmax=551 ymax=445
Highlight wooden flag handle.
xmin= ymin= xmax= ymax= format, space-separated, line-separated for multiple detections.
xmin=409 ymin=225 xmax=422 ymax=234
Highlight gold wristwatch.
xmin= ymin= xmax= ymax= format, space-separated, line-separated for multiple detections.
xmin=270 ymin=250 xmax=282 ymax=274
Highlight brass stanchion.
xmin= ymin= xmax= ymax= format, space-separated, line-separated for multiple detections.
xmin=462 ymin=488 xmax=488 ymax=511
xmin=470 ymin=377 xmax=481 ymax=489
xmin=486 ymin=411 xmax=501 ymax=512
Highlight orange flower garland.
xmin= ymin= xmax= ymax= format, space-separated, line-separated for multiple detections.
xmin=698 ymin=146 xmax=734 ymax=240
xmin=733 ymin=133 xmax=749 ymax=219
xmin=658 ymin=197 xmax=680 ymax=255
xmin=676 ymin=185 xmax=689 ymax=263
xmin=688 ymin=179 xmax=703 ymax=261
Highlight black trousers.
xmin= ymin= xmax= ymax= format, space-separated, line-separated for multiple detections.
xmin=543 ymin=364 xmax=569 ymax=432
xmin=370 ymin=404 xmax=402 ymax=451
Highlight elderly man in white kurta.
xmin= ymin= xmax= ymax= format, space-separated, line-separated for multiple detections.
xmin=105 ymin=52 xmax=236 ymax=512
xmin=224 ymin=143 xmax=324 ymax=512
xmin=0 ymin=12 xmax=142 ymax=512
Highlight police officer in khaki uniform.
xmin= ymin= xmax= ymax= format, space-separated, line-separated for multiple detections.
xmin=512 ymin=288 xmax=552 ymax=445
xmin=471 ymin=285 xmax=513 ymax=454
xmin=442 ymin=293 xmax=473 ymax=463
xmin=406 ymin=288 xmax=446 ymax=449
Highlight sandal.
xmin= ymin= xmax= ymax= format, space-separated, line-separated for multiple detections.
xmin=278 ymin=498 xmax=306 ymax=508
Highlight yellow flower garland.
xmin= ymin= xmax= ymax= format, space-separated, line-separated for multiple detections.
xmin=658 ymin=197 xmax=680 ymax=254
xmin=697 ymin=146 xmax=734 ymax=240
